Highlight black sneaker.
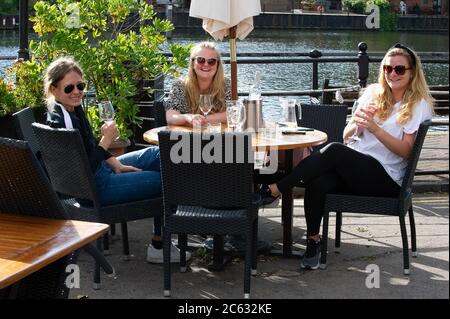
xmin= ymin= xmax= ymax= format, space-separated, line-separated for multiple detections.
xmin=255 ymin=184 xmax=280 ymax=208
xmin=203 ymin=235 xmax=272 ymax=257
xmin=300 ymin=238 xmax=321 ymax=270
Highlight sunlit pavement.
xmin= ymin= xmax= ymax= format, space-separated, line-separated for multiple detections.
xmin=71 ymin=193 xmax=448 ymax=299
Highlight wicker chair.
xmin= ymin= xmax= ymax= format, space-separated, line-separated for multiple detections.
xmin=12 ymin=107 xmax=41 ymax=156
xmin=13 ymin=109 xmax=115 ymax=287
xmin=292 ymin=103 xmax=349 ymax=192
xmin=153 ymin=99 xmax=167 ymax=127
xmin=158 ymin=131 xmax=258 ymax=298
xmin=32 ymin=123 xmax=163 ymax=288
xmin=296 ymin=103 xmax=349 ymax=151
xmin=320 ymin=120 xmax=432 ymax=275
xmin=0 ymin=137 xmax=77 ymax=298
xmin=255 ymin=103 xmax=348 ymax=186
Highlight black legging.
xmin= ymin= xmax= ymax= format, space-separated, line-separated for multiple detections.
xmin=276 ymin=143 xmax=400 ymax=236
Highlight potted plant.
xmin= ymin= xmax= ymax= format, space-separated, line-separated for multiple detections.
xmin=0 ymin=77 xmax=18 ymax=138
xmin=11 ymin=0 xmax=191 ymax=144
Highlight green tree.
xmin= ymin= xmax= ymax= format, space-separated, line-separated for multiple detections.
xmin=370 ymin=0 xmax=398 ymax=31
xmin=0 ymin=0 xmax=39 ymax=15
xmin=12 ymin=0 xmax=191 ymax=139
xmin=0 ymin=0 xmax=19 ymax=15
xmin=343 ymin=0 xmax=397 ymax=31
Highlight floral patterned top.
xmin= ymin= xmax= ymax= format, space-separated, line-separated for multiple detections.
xmin=164 ymin=77 xmax=232 ymax=114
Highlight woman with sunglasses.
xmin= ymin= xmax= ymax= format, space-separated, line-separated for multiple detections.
xmin=44 ymin=56 xmax=191 ymax=264
xmin=259 ymin=44 xmax=434 ymax=270
xmin=165 ymin=41 xmax=231 ymax=126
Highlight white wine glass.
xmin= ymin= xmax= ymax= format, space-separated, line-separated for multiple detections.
xmin=98 ymin=100 xmax=119 ymax=141
xmin=297 ymin=103 xmax=302 ymax=126
xmin=98 ymin=100 xmax=115 ymax=123
xmin=349 ymin=100 xmax=373 ymax=144
xmin=226 ymin=100 xmax=239 ymax=131
xmin=348 ymin=101 xmax=363 ymax=143
xmin=198 ymin=94 xmax=213 ymax=129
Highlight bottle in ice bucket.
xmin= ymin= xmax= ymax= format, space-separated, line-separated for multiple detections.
xmin=248 ymin=71 xmax=261 ymax=100
xmin=243 ymin=71 xmax=264 ymax=132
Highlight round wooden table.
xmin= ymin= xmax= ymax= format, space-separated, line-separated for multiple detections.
xmin=144 ymin=125 xmax=327 ymax=151
xmin=143 ymin=125 xmax=328 ymax=257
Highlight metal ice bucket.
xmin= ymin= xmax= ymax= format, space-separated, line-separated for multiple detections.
xmin=242 ymin=99 xmax=265 ymax=132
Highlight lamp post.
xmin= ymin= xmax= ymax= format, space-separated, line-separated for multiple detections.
xmin=18 ymin=0 xmax=30 ymax=60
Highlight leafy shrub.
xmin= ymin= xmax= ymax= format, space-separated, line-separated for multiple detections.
xmin=10 ymin=0 xmax=191 ymax=139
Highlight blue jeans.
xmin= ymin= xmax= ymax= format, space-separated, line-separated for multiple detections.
xmin=95 ymin=146 xmax=162 ymax=236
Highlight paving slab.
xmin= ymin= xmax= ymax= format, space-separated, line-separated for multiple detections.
xmin=71 ymin=193 xmax=448 ymax=300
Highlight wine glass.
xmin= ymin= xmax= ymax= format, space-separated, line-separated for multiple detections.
xmin=348 ymin=100 xmax=375 ymax=144
xmin=226 ymin=100 xmax=241 ymax=132
xmin=98 ymin=100 xmax=115 ymax=123
xmin=198 ymin=94 xmax=213 ymax=129
xmin=297 ymin=103 xmax=302 ymax=126
xmin=98 ymin=100 xmax=118 ymax=141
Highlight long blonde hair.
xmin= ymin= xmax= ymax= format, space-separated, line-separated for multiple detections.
xmin=43 ymin=56 xmax=84 ymax=110
xmin=184 ymin=42 xmax=226 ymax=114
xmin=375 ymin=45 xmax=434 ymax=124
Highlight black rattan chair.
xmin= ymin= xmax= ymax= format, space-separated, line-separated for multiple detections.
xmin=154 ymin=99 xmax=167 ymax=127
xmin=320 ymin=120 xmax=432 ymax=275
xmin=13 ymin=107 xmax=41 ymax=156
xmin=256 ymin=103 xmax=348 ymax=185
xmin=32 ymin=123 xmax=163 ymax=288
xmin=293 ymin=103 xmax=349 ymax=191
xmin=13 ymin=109 xmax=115 ymax=287
xmin=158 ymin=131 xmax=258 ymax=298
xmin=297 ymin=103 xmax=349 ymax=151
xmin=0 ymin=137 xmax=78 ymax=298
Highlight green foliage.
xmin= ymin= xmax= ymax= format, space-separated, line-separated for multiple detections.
xmin=367 ymin=0 xmax=398 ymax=31
xmin=370 ymin=0 xmax=398 ymax=31
xmin=342 ymin=0 xmax=367 ymax=14
xmin=343 ymin=0 xmax=397 ymax=31
xmin=8 ymin=58 xmax=46 ymax=109
xmin=0 ymin=0 xmax=38 ymax=15
xmin=0 ymin=0 xmax=19 ymax=15
xmin=11 ymin=0 xmax=191 ymax=139
xmin=0 ymin=78 xmax=16 ymax=116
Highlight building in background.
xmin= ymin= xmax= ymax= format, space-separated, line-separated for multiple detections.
xmin=391 ymin=0 xmax=448 ymax=15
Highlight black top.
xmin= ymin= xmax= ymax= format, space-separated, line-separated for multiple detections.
xmin=46 ymin=103 xmax=112 ymax=173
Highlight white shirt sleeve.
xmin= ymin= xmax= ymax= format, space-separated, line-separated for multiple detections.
xmin=403 ymin=99 xmax=433 ymax=134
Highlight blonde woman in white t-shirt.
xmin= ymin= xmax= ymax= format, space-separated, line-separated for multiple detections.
xmin=260 ymin=44 xmax=434 ymax=270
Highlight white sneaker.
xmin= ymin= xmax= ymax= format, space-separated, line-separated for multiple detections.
xmin=146 ymin=241 xmax=192 ymax=264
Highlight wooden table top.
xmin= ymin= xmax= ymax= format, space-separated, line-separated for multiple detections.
xmin=143 ymin=125 xmax=328 ymax=151
xmin=0 ymin=214 xmax=109 ymax=289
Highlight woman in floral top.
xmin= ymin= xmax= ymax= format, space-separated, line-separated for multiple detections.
xmin=164 ymin=41 xmax=231 ymax=126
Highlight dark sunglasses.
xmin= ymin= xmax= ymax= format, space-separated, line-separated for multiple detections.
xmin=383 ymin=64 xmax=412 ymax=75
xmin=193 ymin=56 xmax=218 ymax=66
xmin=392 ymin=43 xmax=417 ymax=68
xmin=63 ymin=82 xmax=86 ymax=94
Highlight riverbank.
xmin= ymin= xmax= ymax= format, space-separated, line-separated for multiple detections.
xmin=0 ymin=11 xmax=448 ymax=33
xmin=168 ymin=11 xmax=448 ymax=33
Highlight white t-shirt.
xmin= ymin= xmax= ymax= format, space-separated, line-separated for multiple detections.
xmin=348 ymin=85 xmax=433 ymax=185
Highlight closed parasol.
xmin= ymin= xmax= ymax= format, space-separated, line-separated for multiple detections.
xmin=189 ymin=0 xmax=261 ymax=100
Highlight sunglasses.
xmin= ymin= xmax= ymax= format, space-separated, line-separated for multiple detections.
xmin=383 ymin=65 xmax=412 ymax=75
xmin=193 ymin=56 xmax=218 ymax=66
xmin=63 ymin=82 xmax=86 ymax=94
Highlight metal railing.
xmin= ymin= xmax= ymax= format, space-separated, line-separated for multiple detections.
xmin=1 ymin=43 xmax=448 ymax=179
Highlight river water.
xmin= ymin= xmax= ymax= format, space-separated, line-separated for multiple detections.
xmin=1 ymin=29 xmax=448 ymax=123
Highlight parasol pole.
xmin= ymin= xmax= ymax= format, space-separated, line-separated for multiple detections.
xmin=229 ymin=25 xmax=238 ymax=101
xmin=18 ymin=0 xmax=30 ymax=60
